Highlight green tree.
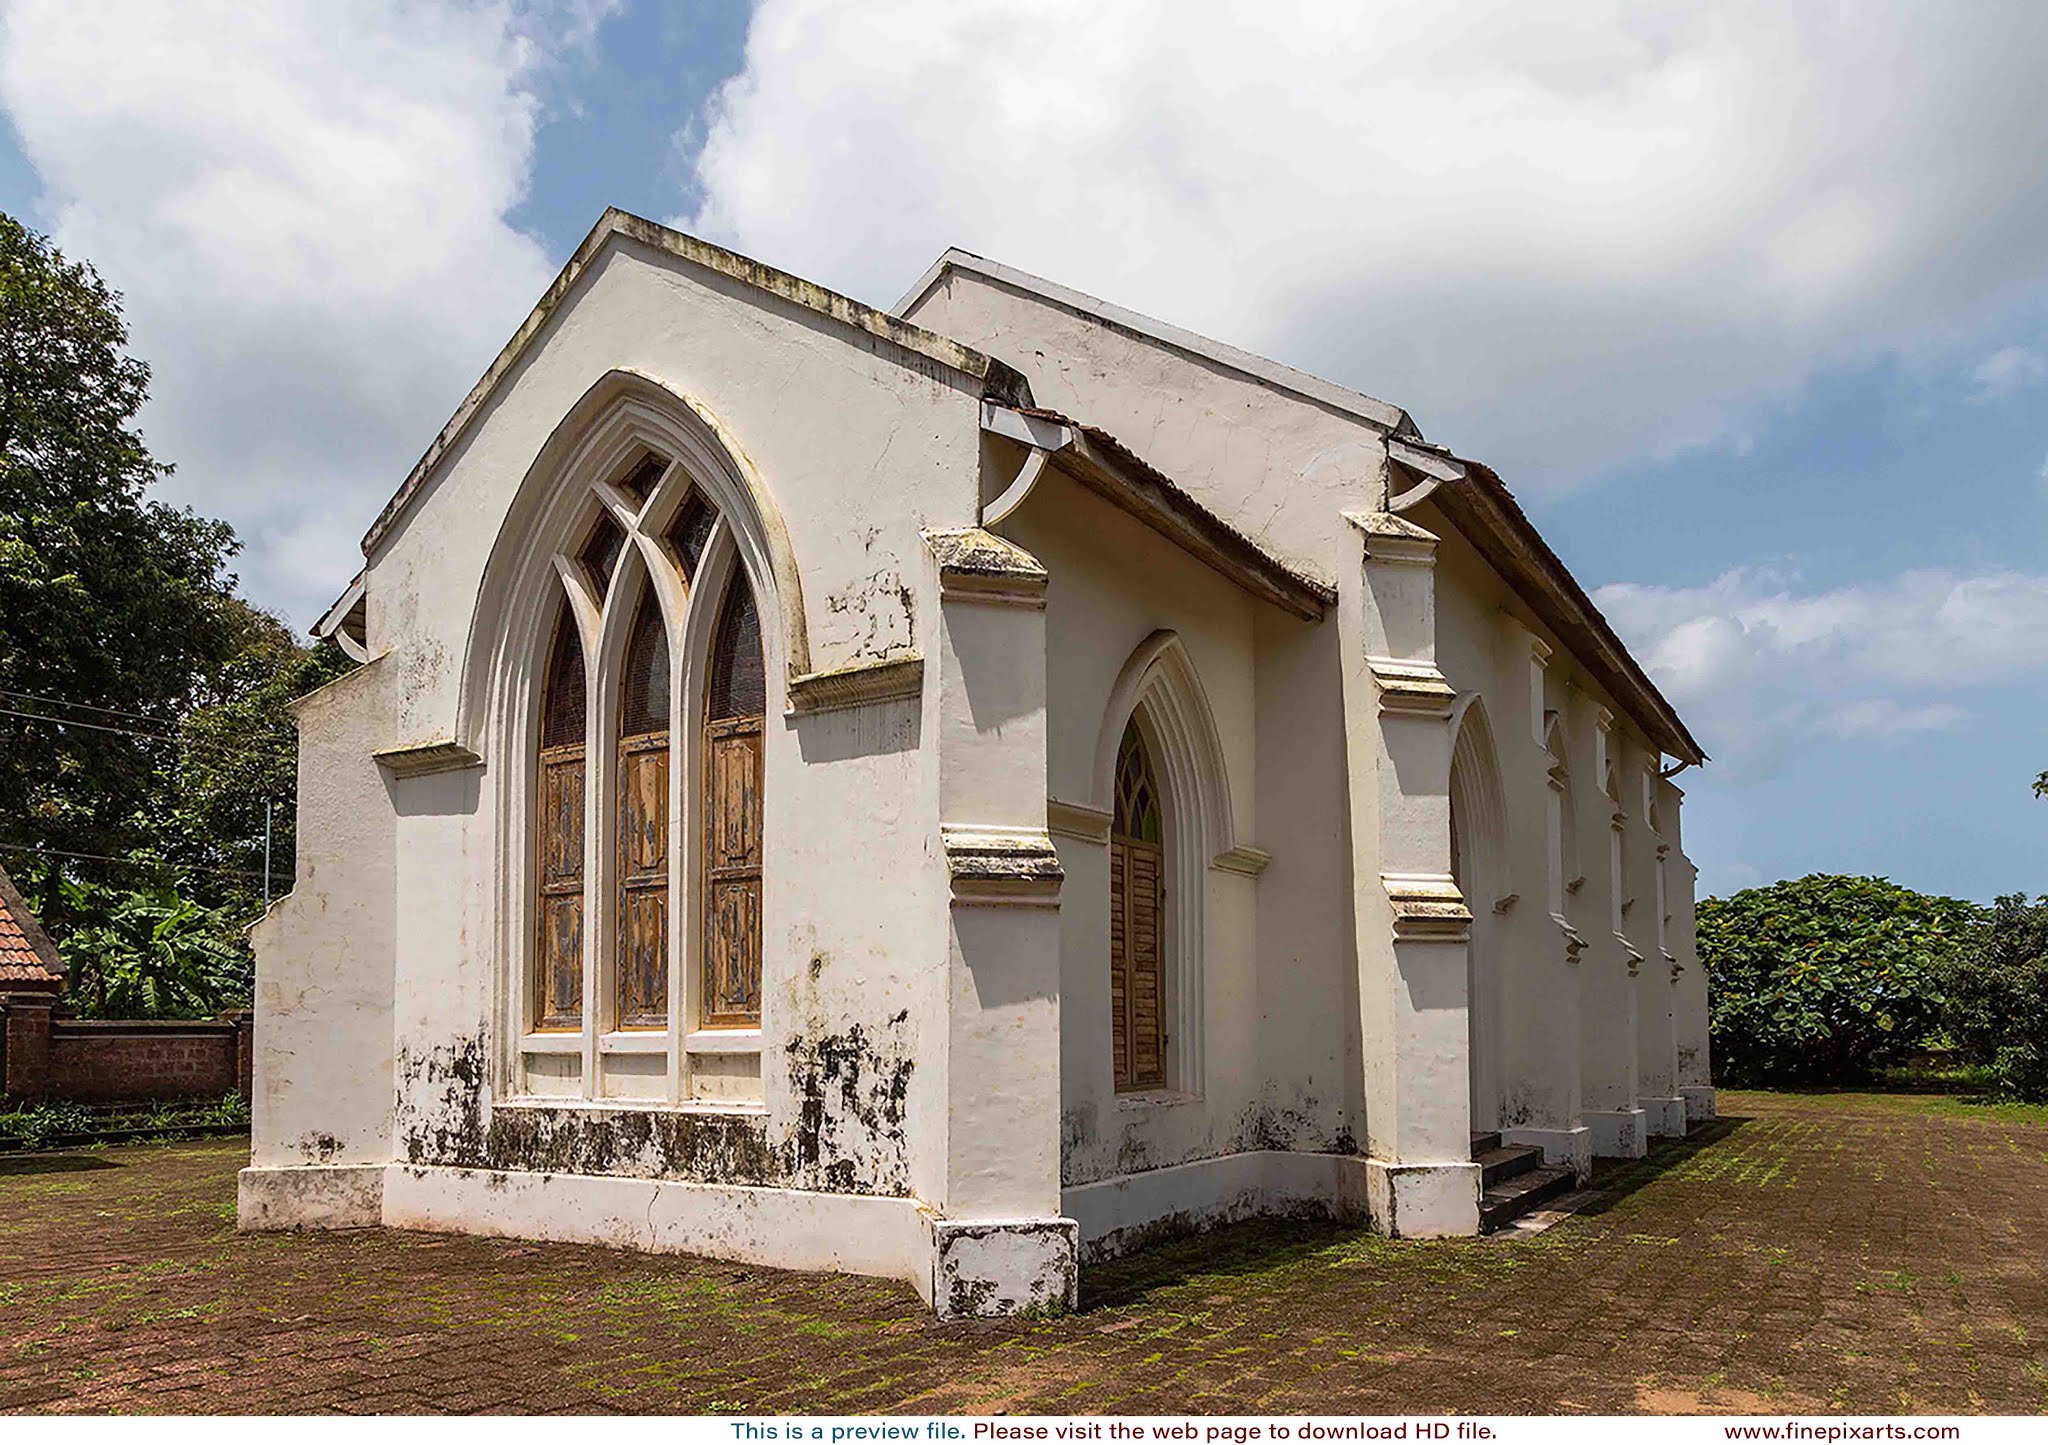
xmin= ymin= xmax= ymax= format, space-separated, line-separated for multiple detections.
xmin=1700 ymin=874 xmax=1982 ymax=1086
xmin=1939 ymin=894 xmax=2048 ymax=1102
xmin=153 ymin=600 xmax=356 ymax=913
xmin=1 ymin=213 xmax=240 ymax=880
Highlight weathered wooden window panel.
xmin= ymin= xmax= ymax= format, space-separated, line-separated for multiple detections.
xmin=535 ymin=614 xmax=587 ymax=1031
xmin=1109 ymin=719 xmax=1166 ymax=1092
xmin=701 ymin=577 xmax=765 ymax=1028
xmin=616 ymin=595 xmax=671 ymax=1030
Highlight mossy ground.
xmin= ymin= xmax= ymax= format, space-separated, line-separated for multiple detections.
xmin=3 ymin=1088 xmax=2045 ymax=1414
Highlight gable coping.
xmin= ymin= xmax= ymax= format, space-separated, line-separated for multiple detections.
xmin=360 ymin=210 xmax=1031 ymax=559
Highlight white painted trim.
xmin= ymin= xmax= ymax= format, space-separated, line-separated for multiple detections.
xmin=1091 ymin=629 xmax=1240 ymax=1099
xmin=1061 ymin=1149 xmax=1372 ymax=1261
xmin=380 ymin=1164 xmax=933 ymax=1295
xmin=684 ymin=1028 xmax=764 ymax=1056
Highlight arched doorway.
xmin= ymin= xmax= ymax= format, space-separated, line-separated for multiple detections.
xmin=1449 ymin=698 xmax=1507 ymax=1135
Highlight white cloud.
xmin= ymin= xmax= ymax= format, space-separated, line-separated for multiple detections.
xmin=1594 ymin=566 xmax=2048 ymax=775
xmin=1968 ymin=345 xmax=2047 ymax=402
xmin=1819 ymin=699 xmax=1969 ymax=739
xmin=0 ymin=1 xmax=603 ymax=626
xmin=687 ymin=0 xmax=2048 ymax=490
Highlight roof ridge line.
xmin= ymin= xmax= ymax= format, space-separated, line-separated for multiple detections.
xmin=894 ymin=247 xmax=1417 ymax=438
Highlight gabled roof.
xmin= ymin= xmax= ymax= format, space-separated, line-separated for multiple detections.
xmin=896 ymin=248 xmax=1418 ymax=438
xmin=1413 ymin=451 xmax=1707 ymax=766
xmin=360 ymin=210 xmax=1031 ymax=559
xmin=905 ymin=248 xmax=1705 ymax=766
xmin=0 ymin=862 xmax=64 ymax=993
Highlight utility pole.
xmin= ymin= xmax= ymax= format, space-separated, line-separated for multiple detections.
xmin=263 ymin=797 xmax=275 ymax=907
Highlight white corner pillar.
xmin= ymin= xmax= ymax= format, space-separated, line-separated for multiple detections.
xmin=1339 ymin=509 xmax=1480 ymax=1238
xmin=1627 ymin=747 xmax=1685 ymax=1139
xmin=1493 ymin=618 xmax=1591 ymax=1180
xmin=919 ymin=528 xmax=1077 ymax=1318
xmin=1576 ymin=702 xmax=1646 ymax=1158
xmin=1663 ymin=779 xmax=1715 ymax=1125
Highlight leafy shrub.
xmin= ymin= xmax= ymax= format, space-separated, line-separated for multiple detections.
xmin=31 ymin=875 xmax=251 ymax=1019
xmin=0 ymin=1099 xmax=94 ymax=1148
xmin=1700 ymin=874 xmax=1981 ymax=1086
xmin=1938 ymin=894 xmax=2048 ymax=1102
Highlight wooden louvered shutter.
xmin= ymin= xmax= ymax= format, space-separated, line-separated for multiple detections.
xmin=1110 ymin=721 xmax=1166 ymax=1092
xmin=702 ymin=576 xmax=765 ymax=1027
xmin=616 ymin=593 xmax=671 ymax=1029
xmin=535 ymin=611 xmax=587 ymax=1031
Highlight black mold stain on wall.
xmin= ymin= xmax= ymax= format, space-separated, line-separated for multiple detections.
xmin=394 ymin=1021 xmax=914 ymax=1197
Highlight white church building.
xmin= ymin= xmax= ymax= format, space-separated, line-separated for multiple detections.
xmin=240 ymin=210 xmax=1713 ymax=1318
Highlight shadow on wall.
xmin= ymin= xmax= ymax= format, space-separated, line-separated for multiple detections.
xmin=789 ymin=694 xmax=921 ymax=764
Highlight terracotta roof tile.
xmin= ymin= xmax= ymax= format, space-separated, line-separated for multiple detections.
xmin=0 ymin=863 xmax=64 ymax=992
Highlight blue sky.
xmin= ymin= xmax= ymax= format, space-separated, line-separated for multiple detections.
xmin=1 ymin=1 xmax=2043 ymax=904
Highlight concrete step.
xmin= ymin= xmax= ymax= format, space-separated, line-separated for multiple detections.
xmin=1475 ymin=1143 xmax=1544 ymax=1190
xmin=1480 ymin=1163 xmax=1576 ymax=1232
xmin=1470 ymin=1131 xmax=1502 ymax=1156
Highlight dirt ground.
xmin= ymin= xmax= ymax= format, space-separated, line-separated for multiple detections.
xmin=3 ymin=1088 xmax=2045 ymax=1414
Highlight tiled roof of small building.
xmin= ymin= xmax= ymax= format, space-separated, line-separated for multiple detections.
xmin=0 ymin=863 xmax=64 ymax=992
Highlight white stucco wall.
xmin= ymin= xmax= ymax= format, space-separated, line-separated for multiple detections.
xmin=1007 ymin=473 xmax=1355 ymax=1192
xmin=903 ymin=272 xmax=1388 ymax=580
xmin=274 ymin=233 xmax=1016 ymax=1216
xmin=247 ymin=660 xmax=398 ymax=1171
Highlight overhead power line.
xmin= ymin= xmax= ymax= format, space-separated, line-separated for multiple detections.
xmin=0 ymin=703 xmax=178 ymax=741
xmin=0 ymin=688 xmax=180 ymax=727
xmin=0 ymin=840 xmax=276 ymax=884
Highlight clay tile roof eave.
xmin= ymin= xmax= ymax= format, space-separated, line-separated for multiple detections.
xmin=1444 ymin=459 xmax=1707 ymax=768
xmin=0 ymin=862 xmax=65 ymax=991
xmin=1007 ymin=406 xmax=1336 ymax=620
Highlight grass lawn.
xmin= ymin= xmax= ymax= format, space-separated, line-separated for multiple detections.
xmin=4 ymin=1086 xmax=2045 ymax=1415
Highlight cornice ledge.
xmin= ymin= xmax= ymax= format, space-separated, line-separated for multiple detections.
xmin=1368 ymin=657 xmax=1457 ymax=717
xmin=1045 ymin=798 xmax=1111 ymax=843
xmin=924 ymin=527 xmax=1049 ymax=608
xmin=373 ymin=739 xmax=484 ymax=779
xmin=786 ymin=654 xmax=924 ymax=716
xmin=1344 ymin=507 xmax=1440 ymax=566
xmin=1211 ymin=844 xmax=1272 ymax=877
xmin=1383 ymin=873 xmax=1472 ymax=944
xmin=942 ymin=825 xmax=1065 ymax=908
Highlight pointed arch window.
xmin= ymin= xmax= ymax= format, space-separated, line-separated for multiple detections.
xmin=702 ymin=575 xmax=765 ymax=1029
xmin=534 ymin=607 xmax=587 ymax=1032
xmin=1110 ymin=720 xmax=1166 ymax=1092
xmin=616 ymin=593 xmax=671 ymax=1030
xmin=515 ymin=440 xmax=776 ymax=1106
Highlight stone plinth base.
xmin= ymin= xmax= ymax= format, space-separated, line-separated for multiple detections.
xmin=1584 ymin=1108 xmax=1649 ymax=1159
xmin=1641 ymin=1095 xmax=1688 ymax=1139
xmin=1364 ymin=1158 xmax=1480 ymax=1237
xmin=238 ymin=1164 xmax=384 ymax=1230
xmin=925 ymin=1214 xmax=1078 ymax=1318
xmin=1679 ymin=1085 xmax=1717 ymax=1126
xmin=1503 ymin=1124 xmax=1594 ymax=1184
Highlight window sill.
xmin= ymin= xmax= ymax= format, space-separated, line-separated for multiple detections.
xmin=598 ymin=1031 xmax=669 ymax=1055
xmin=1115 ymin=1089 xmax=1202 ymax=1112
xmin=496 ymin=1096 xmax=769 ymax=1119
xmin=685 ymin=1028 xmax=763 ymax=1056
xmin=519 ymin=1032 xmax=583 ymax=1055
